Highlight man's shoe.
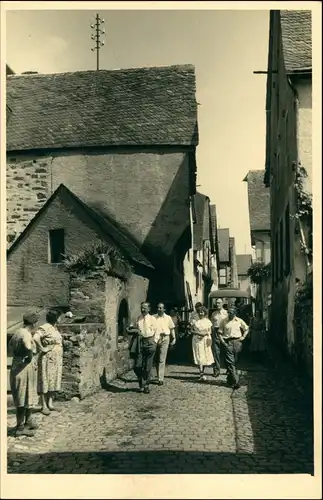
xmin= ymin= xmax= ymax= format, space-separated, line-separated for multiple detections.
xmin=15 ymin=427 xmax=35 ymax=437
xmin=25 ymin=420 xmax=38 ymax=430
xmin=41 ymin=407 xmax=50 ymax=416
xmin=232 ymin=383 xmax=240 ymax=390
xmin=158 ymin=381 xmax=164 ymax=386
xmin=213 ymin=371 xmax=220 ymax=378
xmin=143 ymin=387 xmax=150 ymax=394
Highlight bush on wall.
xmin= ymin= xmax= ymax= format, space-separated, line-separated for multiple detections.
xmin=63 ymin=241 xmax=132 ymax=280
xmin=247 ymin=261 xmax=271 ymax=285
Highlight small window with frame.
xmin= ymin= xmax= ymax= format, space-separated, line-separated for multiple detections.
xmin=48 ymin=228 xmax=65 ymax=264
xmin=219 ymin=267 xmax=227 ymax=286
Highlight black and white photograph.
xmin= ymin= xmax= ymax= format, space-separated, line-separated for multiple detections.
xmin=1 ymin=1 xmax=321 ymax=498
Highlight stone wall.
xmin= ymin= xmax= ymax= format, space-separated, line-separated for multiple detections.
xmin=57 ymin=269 xmax=149 ymax=399
xmin=58 ymin=323 xmax=133 ymax=400
xmin=7 ymin=155 xmax=52 ymax=244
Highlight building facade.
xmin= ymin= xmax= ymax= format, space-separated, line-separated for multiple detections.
xmin=264 ymin=10 xmax=312 ymax=374
xmin=244 ymin=170 xmax=271 ymax=326
xmin=236 ymin=254 xmax=252 ymax=293
xmin=217 ymin=229 xmax=238 ymax=289
xmin=183 ymin=192 xmax=218 ymax=309
xmin=7 ymin=64 xmax=199 ymax=308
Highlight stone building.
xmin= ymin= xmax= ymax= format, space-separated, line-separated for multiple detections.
xmin=7 ymin=184 xmax=153 ymax=309
xmin=264 ymin=10 xmax=312 ymax=375
xmin=244 ymin=169 xmax=271 ymax=326
xmin=183 ymin=192 xmax=218 ymax=308
xmin=6 ymin=64 xmax=199 ymax=307
xmin=7 ymin=184 xmax=154 ymax=397
xmin=236 ymin=254 xmax=252 ymax=294
xmin=217 ymin=228 xmax=238 ymax=289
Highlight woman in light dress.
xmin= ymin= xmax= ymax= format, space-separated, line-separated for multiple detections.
xmin=9 ymin=311 xmax=39 ymax=437
xmin=33 ymin=309 xmax=63 ymax=415
xmin=191 ymin=306 xmax=214 ymax=380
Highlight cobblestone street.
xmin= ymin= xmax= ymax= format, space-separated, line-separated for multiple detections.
xmin=7 ymin=357 xmax=313 ymax=474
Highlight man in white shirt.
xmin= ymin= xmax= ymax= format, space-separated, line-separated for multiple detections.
xmin=154 ymin=303 xmax=176 ymax=385
xmin=210 ymin=298 xmax=228 ymax=377
xmin=218 ymin=306 xmax=249 ymax=389
xmin=135 ymin=302 xmax=158 ymax=394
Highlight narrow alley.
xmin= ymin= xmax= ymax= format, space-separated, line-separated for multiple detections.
xmin=7 ymin=356 xmax=313 ymax=475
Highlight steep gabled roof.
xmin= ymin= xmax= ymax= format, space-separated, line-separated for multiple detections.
xmin=280 ymin=10 xmax=312 ymax=73
xmin=236 ymin=254 xmax=252 ymax=276
xmin=218 ymin=228 xmax=230 ymax=263
xmin=7 ymin=184 xmax=154 ymax=270
xmin=7 ymin=64 xmax=198 ymax=152
xmin=244 ymin=170 xmax=270 ymax=232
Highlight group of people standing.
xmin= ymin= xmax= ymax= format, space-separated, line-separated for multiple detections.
xmin=128 ymin=298 xmax=267 ymax=394
xmin=9 ymin=309 xmax=65 ymax=437
xmin=190 ymin=299 xmax=267 ymax=388
xmin=128 ymin=302 xmax=176 ymax=394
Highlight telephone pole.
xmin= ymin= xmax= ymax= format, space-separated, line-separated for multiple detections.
xmin=91 ymin=13 xmax=105 ymax=71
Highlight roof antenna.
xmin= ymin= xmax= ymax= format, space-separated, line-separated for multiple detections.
xmin=90 ymin=13 xmax=105 ymax=71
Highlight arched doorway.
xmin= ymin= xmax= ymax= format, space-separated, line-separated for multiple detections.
xmin=117 ymin=298 xmax=129 ymax=339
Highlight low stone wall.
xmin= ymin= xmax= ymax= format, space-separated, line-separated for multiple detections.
xmin=58 ymin=323 xmax=133 ymax=400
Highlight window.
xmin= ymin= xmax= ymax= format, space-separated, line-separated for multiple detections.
xmin=256 ymin=241 xmax=264 ymax=262
xmin=48 ymin=228 xmax=65 ymax=263
xmin=219 ymin=267 xmax=227 ymax=286
xmin=285 ymin=205 xmax=291 ymax=275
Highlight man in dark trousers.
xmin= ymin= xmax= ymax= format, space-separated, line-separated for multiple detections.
xmin=218 ymin=305 xmax=249 ymax=389
xmin=128 ymin=302 xmax=157 ymax=394
xmin=210 ymin=298 xmax=228 ymax=377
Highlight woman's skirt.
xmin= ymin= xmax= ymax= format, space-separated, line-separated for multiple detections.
xmin=192 ymin=335 xmax=214 ymax=366
xmin=10 ymin=357 xmax=38 ymax=408
xmin=38 ymin=345 xmax=63 ymax=393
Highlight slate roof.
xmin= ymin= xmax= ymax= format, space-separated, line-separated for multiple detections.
xmin=6 ymin=64 xmax=198 ymax=152
xmin=280 ymin=10 xmax=312 ymax=73
xmin=218 ymin=228 xmax=230 ymax=263
xmin=244 ymin=170 xmax=270 ymax=232
xmin=193 ymin=192 xmax=209 ymax=251
xmin=236 ymin=254 xmax=252 ymax=276
xmin=7 ymin=184 xmax=154 ymax=270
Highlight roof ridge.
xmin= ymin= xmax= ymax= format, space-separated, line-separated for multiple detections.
xmin=7 ymin=64 xmax=196 ymax=79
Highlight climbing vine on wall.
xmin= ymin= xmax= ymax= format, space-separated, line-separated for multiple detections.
xmin=292 ymin=162 xmax=312 ymax=219
xmin=290 ymin=162 xmax=313 ymax=261
xmin=247 ymin=261 xmax=271 ymax=285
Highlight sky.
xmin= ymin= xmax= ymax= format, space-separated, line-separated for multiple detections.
xmin=6 ymin=8 xmax=269 ymax=255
